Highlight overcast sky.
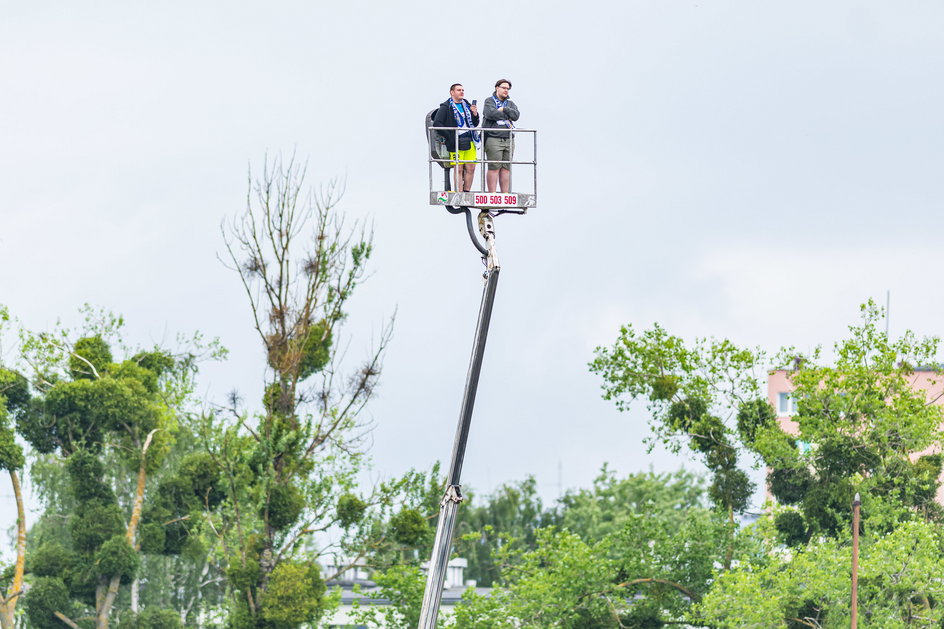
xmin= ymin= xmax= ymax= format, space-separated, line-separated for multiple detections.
xmin=3 ymin=2 xmax=944 ymax=544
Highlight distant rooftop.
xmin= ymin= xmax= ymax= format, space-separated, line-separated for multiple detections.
xmin=326 ymin=582 xmax=491 ymax=607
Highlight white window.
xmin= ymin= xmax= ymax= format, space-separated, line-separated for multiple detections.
xmin=778 ymin=392 xmax=797 ymax=415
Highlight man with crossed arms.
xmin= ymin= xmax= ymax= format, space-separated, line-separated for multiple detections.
xmin=482 ymin=79 xmax=520 ymax=193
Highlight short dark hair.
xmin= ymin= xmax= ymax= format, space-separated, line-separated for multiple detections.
xmin=449 ymin=83 xmax=463 ymax=92
xmin=495 ymin=79 xmax=512 ymax=89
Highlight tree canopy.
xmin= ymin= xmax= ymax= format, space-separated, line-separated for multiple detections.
xmin=11 ymin=310 xmax=220 ymax=629
xmin=586 ymin=301 xmax=944 ymax=627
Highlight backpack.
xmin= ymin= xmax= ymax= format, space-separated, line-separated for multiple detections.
xmin=426 ymin=108 xmax=450 ymax=170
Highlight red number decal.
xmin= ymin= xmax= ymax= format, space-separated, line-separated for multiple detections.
xmin=475 ymin=195 xmax=486 ymax=204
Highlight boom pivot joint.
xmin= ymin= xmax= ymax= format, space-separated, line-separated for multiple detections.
xmin=478 ymin=211 xmax=500 ymax=274
xmin=441 ymin=484 xmax=464 ymax=506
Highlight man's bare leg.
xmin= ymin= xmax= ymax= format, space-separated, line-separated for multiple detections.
xmin=499 ymin=168 xmax=511 ymax=193
xmin=462 ymin=164 xmax=476 ymax=191
xmin=486 ymin=170 xmax=499 ymax=192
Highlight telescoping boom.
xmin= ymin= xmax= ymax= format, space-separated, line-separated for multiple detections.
xmin=417 ymin=212 xmax=499 ymax=629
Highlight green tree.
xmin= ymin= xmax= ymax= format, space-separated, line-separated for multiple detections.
xmin=119 ymin=606 xmax=184 ymax=629
xmin=590 ymin=301 xmax=944 ymax=625
xmin=548 ymin=466 xmax=706 ymax=540
xmin=589 ymin=325 xmax=767 ymax=568
xmin=455 ymin=520 xmax=730 ymax=629
xmin=16 ymin=311 xmax=218 ymax=629
xmin=0 ymin=306 xmax=30 ymax=629
xmin=448 ymin=469 xmax=724 ymax=628
xmin=132 ymin=426 xmax=229 ymax=626
xmin=699 ymin=519 xmax=944 ymax=628
xmin=454 ymin=477 xmax=545 ymax=587
xmin=23 ymin=419 xmax=228 ymax=628
xmin=452 ymin=468 xmax=707 ymax=589
xmin=212 ymin=156 xmax=432 ymax=629
xmin=481 ymin=528 xmax=613 ymax=628
xmin=348 ymin=565 xmax=430 ymax=629
xmin=760 ymin=301 xmax=944 ymax=542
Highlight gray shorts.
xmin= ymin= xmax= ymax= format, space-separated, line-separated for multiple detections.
xmin=485 ymin=136 xmax=512 ymax=170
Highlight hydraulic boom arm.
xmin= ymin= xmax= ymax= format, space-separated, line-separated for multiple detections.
xmin=417 ymin=212 xmax=500 ymax=628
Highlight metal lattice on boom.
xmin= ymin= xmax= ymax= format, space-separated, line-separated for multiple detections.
xmin=417 ymin=126 xmax=535 ymax=628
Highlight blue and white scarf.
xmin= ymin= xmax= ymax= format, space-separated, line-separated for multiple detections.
xmin=449 ymin=99 xmax=480 ymax=143
xmin=492 ymin=95 xmax=514 ymax=128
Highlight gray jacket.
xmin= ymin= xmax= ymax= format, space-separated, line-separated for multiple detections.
xmin=482 ymin=93 xmax=520 ymax=139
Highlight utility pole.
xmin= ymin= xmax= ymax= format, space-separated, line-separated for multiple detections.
xmin=885 ymin=290 xmax=890 ymax=337
xmin=417 ymin=212 xmax=500 ymax=629
xmin=851 ymin=492 xmax=860 ymax=629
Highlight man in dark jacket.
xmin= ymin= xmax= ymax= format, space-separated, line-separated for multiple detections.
xmin=482 ymin=79 xmax=519 ymax=193
xmin=433 ymin=83 xmax=479 ymax=192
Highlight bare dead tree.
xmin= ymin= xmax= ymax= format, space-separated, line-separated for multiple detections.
xmin=222 ymin=155 xmax=388 ymax=439
xmin=216 ymin=154 xmax=398 ymax=628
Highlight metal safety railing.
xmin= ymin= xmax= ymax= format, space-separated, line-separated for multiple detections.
xmin=427 ymin=126 xmax=537 ymax=202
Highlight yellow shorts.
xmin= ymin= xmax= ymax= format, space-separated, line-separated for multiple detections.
xmin=449 ymin=143 xmax=477 ymax=167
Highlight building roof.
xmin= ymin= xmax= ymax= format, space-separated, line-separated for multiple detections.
xmin=328 ymin=581 xmax=492 ymax=606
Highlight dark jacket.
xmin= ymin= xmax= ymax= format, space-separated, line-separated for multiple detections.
xmin=433 ymin=99 xmax=480 ymax=152
xmin=482 ymin=93 xmax=520 ymax=139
